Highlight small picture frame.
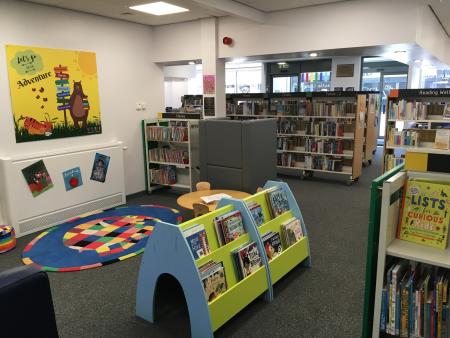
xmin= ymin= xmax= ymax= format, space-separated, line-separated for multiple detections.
xmin=336 ymin=64 xmax=354 ymax=77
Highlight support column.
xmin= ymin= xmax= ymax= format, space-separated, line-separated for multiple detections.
xmin=201 ymin=17 xmax=226 ymax=118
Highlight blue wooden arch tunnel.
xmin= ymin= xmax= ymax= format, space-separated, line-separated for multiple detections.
xmin=136 ymin=180 xmax=312 ymax=337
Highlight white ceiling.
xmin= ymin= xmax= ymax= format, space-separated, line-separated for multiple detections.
xmin=430 ymin=2 xmax=450 ymax=36
xmin=236 ymin=0 xmax=348 ymax=12
xmin=24 ymin=0 xmax=351 ymax=26
xmin=23 ymin=0 xmax=229 ymax=26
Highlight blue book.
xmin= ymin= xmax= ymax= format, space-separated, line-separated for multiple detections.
xmin=381 ymin=287 xmax=388 ymax=332
xmin=247 ymin=202 xmax=265 ymax=226
xmin=183 ymin=224 xmax=210 ymax=260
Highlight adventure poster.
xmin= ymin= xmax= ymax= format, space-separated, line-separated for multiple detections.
xmin=6 ymin=45 xmax=102 ymax=143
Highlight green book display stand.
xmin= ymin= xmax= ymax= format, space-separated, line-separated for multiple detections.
xmin=136 ymin=180 xmax=311 ymax=337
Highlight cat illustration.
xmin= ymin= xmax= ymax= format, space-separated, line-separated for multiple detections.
xmin=69 ymin=81 xmax=89 ymax=129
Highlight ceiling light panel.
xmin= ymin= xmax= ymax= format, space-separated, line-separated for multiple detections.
xmin=129 ymin=2 xmax=189 ymax=16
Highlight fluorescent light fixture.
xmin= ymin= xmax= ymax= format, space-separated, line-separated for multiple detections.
xmin=129 ymin=2 xmax=189 ymax=16
xmin=188 ymin=61 xmax=195 ymax=65
xmin=414 ymin=59 xmax=422 ymax=63
xmin=277 ymin=62 xmax=287 ymax=66
xmin=309 ymin=52 xmax=318 ymax=57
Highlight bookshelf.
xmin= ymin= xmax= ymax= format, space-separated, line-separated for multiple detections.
xmin=383 ymin=89 xmax=450 ymax=172
xmin=226 ymin=92 xmax=378 ymax=184
xmin=142 ymin=119 xmax=199 ymax=192
xmin=136 ymin=180 xmax=311 ymax=337
xmin=371 ymin=170 xmax=450 ymax=338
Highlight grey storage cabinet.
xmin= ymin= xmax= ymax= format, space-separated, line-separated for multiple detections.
xmin=199 ymin=118 xmax=277 ymax=193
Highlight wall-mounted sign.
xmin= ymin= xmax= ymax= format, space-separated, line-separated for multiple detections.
xmin=336 ymin=64 xmax=354 ymax=77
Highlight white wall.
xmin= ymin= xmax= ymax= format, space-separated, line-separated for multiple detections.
xmin=0 ymin=0 xmax=163 ymax=195
xmin=331 ymin=57 xmax=362 ymax=90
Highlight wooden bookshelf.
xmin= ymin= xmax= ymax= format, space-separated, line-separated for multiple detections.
xmin=227 ymin=92 xmax=378 ymax=184
xmin=142 ymin=118 xmax=199 ymax=192
xmin=136 ymin=180 xmax=311 ymax=337
xmin=383 ymin=89 xmax=450 ymax=172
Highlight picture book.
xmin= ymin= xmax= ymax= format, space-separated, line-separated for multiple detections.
xmin=266 ymin=187 xmax=290 ymax=218
xmin=262 ymin=231 xmax=283 ymax=261
xmin=247 ymin=201 xmax=265 ymax=226
xmin=397 ymin=179 xmax=450 ymax=249
xmin=214 ymin=210 xmax=246 ymax=244
xmin=234 ymin=242 xmax=262 ymax=279
xmin=21 ymin=159 xmax=54 ymax=197
xmin=281 ymin=217 xmax=304 ymax=247
xmin=62 ymin=167 xmax=83 ymax=191
xmin=90 ymin=152 xmax=110 ymax=183
xmin=183 ymin=224 xmax=210 ymax=260
xmin=199 ymin=261 xmax=227 ymax=302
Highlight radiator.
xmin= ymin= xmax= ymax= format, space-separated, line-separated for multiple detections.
xmin=0 ymin=141 xmax=126 ymax=237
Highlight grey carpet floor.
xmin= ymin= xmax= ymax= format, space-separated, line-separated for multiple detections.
xmin=0 ymin=148 xmax=383 ymax=338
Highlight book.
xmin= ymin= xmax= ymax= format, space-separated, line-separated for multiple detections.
xmin=233 ymin=242 xmax=262 ymax=279
xmin=435 ymin=129 xmax=450 ymax=150
xmin=182 ymin=224 xmax=210 ymax=260
xmin=266 ymin=187 xmax=290 ymax=218
xmin=247 ymin=201 xmax=265 ymax=226
xmin=199 ymin=261 xmax=227 ymax=302
xmin=213 ymin=210 xmax=246 ymax=245
xmin=262 ymin=231 xmax=283 ymax=260
xmin=397 ymin=178 xmax=450 ymax=249
xmin=280 ymin=217 xmax=304 ymax=248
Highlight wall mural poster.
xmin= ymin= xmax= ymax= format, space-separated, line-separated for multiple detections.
xmin=203 ymin=74 xmax=215 ymax=95
xmin=6 ymin=45 xmax=102 ymax=143
xmin=21 ymin=160 xmax=54 ymax=198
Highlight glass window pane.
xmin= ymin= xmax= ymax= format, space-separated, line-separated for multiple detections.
xmin=273 ymin=77 xmax=291 ymax=93
xmin=300 ymin=71 xmax=331 ymax=92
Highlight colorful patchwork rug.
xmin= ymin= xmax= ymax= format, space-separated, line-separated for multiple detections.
xmin=22 ymin=205 xmax=181 ymax=272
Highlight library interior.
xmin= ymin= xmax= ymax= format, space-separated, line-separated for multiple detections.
xmin=1 ymin=0 xmax=450 ymax=337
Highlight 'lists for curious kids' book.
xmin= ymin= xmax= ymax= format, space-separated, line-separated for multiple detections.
xmin=397 ymin=179 xmax=450 ymax=249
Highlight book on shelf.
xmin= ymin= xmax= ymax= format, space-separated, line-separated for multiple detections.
xmin=232 ymin=241 xmax=262 ymax=280
xmin=262 ymin=231 xmax=283 ymax=261
xmin=380 ymin=259 xmax=450 ymax=338
xmin=199 ymin=260 xmax=227 ymax=302
xmin=308 ymin=101 xmax=355 ymax=117
xmin=280 ymin=217 xmax=304 ymax=248
xmin=397 ymin=178 xmax=450 ymax=250
xmin=147 ymin=125 xmax=188 ymax=142
xmin=388 ymin=99 xmax=448 ymax=120
xmin=266 ymin=187 xmax=290 ymax=218
xmin=384 ymin=154 xmax=405 ymax=172
xmin=149 ymin=147 xmax=189 ymax=164
xmin=445 ymin=103 xmax=450 ymax=120
xmin=183 ymin=224 xmax=210 ymax=260
xmin=213 ymin=210 xmax=246 ymax=246
xmin=150 ymin=165 xmax=177 ymax=185
xmin=388 ymin=127 xmax=420 ymax=147
xmin=435 ymin=129 xmax=450 ymax=150
xmin=246 ymin=201 xmax=265 ymax=226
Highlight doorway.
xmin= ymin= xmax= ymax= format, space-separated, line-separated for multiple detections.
xmin=361 ymin=57 xmax=408 ymax=144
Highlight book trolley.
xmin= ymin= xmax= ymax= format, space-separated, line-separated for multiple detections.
xmin=135 ymin=180 xmax=311 ymax=337
xmin=226 ymin=91 xmax=380 ymax=184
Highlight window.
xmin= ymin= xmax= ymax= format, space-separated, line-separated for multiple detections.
xmin=421 ymin=67 xmax=450 ymax=88
xmin=272 ymin=76 xmax=298 ymax=93
xmin=225 ymin=62 xmax=263 ymax=94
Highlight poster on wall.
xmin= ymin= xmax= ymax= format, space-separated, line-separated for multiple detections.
xmin=5 ymin=45 xmax=102 ymax=143
xmin=203 ymin=97 xmax=215 ymax=117
xmin=203 ymin=75 xmax=215 ymax=94
xmin=90 ymin=153 xmax=110 ymax=183
xmin=62 ymin=167 xmax=83 ymax=191
xmin=21 ymin=160 xmax=54 ymax=198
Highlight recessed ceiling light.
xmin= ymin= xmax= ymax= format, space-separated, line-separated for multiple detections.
xmin=188 ymin=61 xmax=195 ymax=65
xmin=394 ymin=50 xmax=407 ymax=54
xmin=277 ymin=62 xmax=287 ymax=66
xmin=129 ymin=2 xmax=189 ymax=16
xmin=414 ymin=59 xmax=422 ymax=63
xmin=309 ymin=52 xmax=318 ymax=57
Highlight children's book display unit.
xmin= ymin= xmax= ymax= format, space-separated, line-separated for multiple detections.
xmin=226 ymin=92 xmax=380 ymax=185
xmin=135 ymin=180 xmax=311 ymax=337
xmin=371 ymin=170 xmax=450 ymax=338
xmin=383 ymin=89 xmax=450 ymax=172
xmin=142 ymin=119 xmax=199 ymax=192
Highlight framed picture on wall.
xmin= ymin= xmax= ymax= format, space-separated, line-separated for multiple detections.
xmin=336 ymin=64 xmax=354 ymax=77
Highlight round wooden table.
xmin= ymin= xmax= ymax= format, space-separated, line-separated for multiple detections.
xmin=177 ymin=189 xmax=251 ymax=211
